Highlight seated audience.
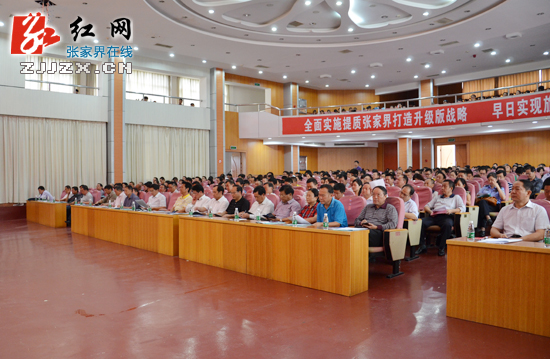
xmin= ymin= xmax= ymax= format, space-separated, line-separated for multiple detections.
xmin=207 ymin=184 xmax=230 ymax=215
xmin=312 ymin=185 xmax=348 ymax=228
xmin=37 ymin=186 xmax=54 ymax=201
xmin=147 ymin=184 xmax=167 ymax=210
xmin=223 ymin=185 xmax=250 ymax=217
xmin=351 ymin=179 xmax=363 ymax=196
xmin=123 ymin=186 xmax=141 ymax=209
xmin=490 ymin=180 xmax=549 ymax=241
xmin=333 ymin=183 xmax=346 ymax=200
xmin=96 ymin=183 xmax=104 ymax=196
xmin=496 ymin=170 xmax=513 ymax=193
xmin=95 ymin=185 xmax=116 ymax=205
xmin=416 ymin=180 xmax=466 ymax=256
xmin=80 ymin=185 xmax=93 ymax=205
xmin=385 ymin=173 xmax=396 ymax=187
xmin=239 ymin=186 xmax=274 ymax=219
xmin=525 ymin=166 xmax=543 ymax=198
xmin=263 ymin=181 xmax=274 ymax=195
xmin=112 ymin=184 xmax=126 ymax=207
xmin=543 ymin=178 xmax=550 ymax=202
xmin=362 ymin=183 xmax=373 ymax=205
xmin=170 ymin=182 xmax=192 ymax=213
xmin=60 ymin=185 xmax=71 ymax=202
xmin=354 ymin=186 xmax=398 ymax=246
xmin=67 ymin=186 xmax=82 ymax=205
xmin=400 ymin=184 xmax=419 ymax=220
xmin=292 ymin=188 xmax=319 ymax=224
xmin=395 ymin=174 xmax=408 ymax=188
xmin=273 ymin=185 xmax=301 ymax=220
xmin=475 ymin=173 xmax=506 ymax=236
xmin=306 ymin=178 xmax=318 ymax=190
xmin=454 ymin=178 xmax=471 ymax=206
xmin=188 ymin=184 xmax=211 ymax=213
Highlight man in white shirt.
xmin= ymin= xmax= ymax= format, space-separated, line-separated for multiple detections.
xmin=79 ymin=185 xmax=94 ymax=205
xmin=239 ymin=186 xmax=274 ymax=219
xmin=362 ymin=183 xmax=373 ymax=206
xmin=399 ymin=185 xmax=419 ymax=220
xmin=491 ymin=180 xmax=549 ymax=241
xmin=416 ymin=180 xmax=466 ymax=256
xmin=395 ymin=174 xmax=408 ymax=189
xmin=113 ymin=184 xmax=126 ymax=207
xmin=37 ymin=186 xmax=54 ymax=201
xmin=147 ymin=184 xmax=167 ymax=210
xmin=188 ymin=184 xmax=211 ymax=213
xmin=207 ymin=184 xmax=230 ymax=215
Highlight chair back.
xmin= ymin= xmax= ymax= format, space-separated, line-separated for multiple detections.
xmin=267 ymin=194 xmax=280 ymax=209
xmin=452 ymin=186 xmax=467 ymax=205
xmin=386 ymin=186 xmax=400 ymax=197
xmin=518 ymin=174 xmax=528 ymax=180
xmin=244 ymin=193 xmax=255 ymax=207
xmin=466 ymin=183 xmax=476 ymax=206
xmin=224 ymin=193 xmax=233 ymax=203
xmin=505 ymin=173 xmax=515 ymax=183
xmin=498 ymin=179 xmax=509 ymax=200
xmin=536 ymin=192 xmax=546 ymax=200
xmin=162 ymin=192 xmax=171 ymax=203
xmin=139 ymin=192 xmax=146 ymax=201
xmin=415 ymin=186 xmax=433 ymax=209
xmin=433 ymin=182 xmax=442 ymax=193
xmin=344 ymin=188 xmax=355 ymax=197
xmin=294 ymin=188 xmax=305 ymax=197
xmin=244 ymin=186 xmax=254 ymax=194
xmin=386 ymin=197 xmax=405 ymax=229
xmin=293 ymin=194 xmax=306 ymax=208
xmin=273 ymin=189 xmax=280 ymax=196
xmin=411 ymin=191 xmax=420 ymax=209
xmin=167 ymin=191 xmax=180 ymax=211
xmin=468 ymin=180 xmax=481 ymax=195
xmin=411 ymin=180 xmax=424 ymax=186
xmin=532 ymin=200 xmax=550 ymax=220
xmin=144 ymin=192 xmax=152 ymax=203
xmin=91 ymin=191 xmax=101 ymax=203
xmin=340 ymin=196 xmax=367 ymax=225
xmin=59 ymin=190 xmax=67 ymax=200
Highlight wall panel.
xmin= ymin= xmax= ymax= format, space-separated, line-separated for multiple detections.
xmin=225 ymin=73 xmax=284 ymax=111
xmin=317 ymin=90 xmax=378 ymax=109
xmin=299 ymin=146 xmax=319 ymax=172
xmin=383 ymin=143 xmax=398 ymax=170
xmin=299 ymin=87 xmax=319 ymax=110
xmin=318 ymin=147 xmax=377 ymax=171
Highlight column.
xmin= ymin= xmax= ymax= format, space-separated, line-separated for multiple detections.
xmin=397 ymin=138 xmax=412 ymax=169
xmin=210 ymin=68 xmax=225 ymax=177
xmin=107 ymin=58 xmax=126 ymax=183
xmin=283 ymin=82 xmax=299 ymax=116
xmin=421 ymin=139 xmax=434 ymax=168
xmin=420 ymin=79 xmax=433 ymax=107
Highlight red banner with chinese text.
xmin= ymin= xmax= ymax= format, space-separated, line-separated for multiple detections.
xmin=282 ymin=92 xmax=550 ymax=135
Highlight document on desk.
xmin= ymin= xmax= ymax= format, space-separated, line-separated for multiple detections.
xmin=257 ymin=221 xmax=287 ymax=225
xmin=478 ymin=238 xmax=522 ymax=244
xmin=330 ymin=227 xmax=369 ymax=232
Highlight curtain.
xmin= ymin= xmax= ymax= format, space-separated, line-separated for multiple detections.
xmin=25 ymin=56 xmax=78 ymax=93
xmin=126 ymin=70 xmax=169 ymax=103
xmin=126 ymin=124 xmax=209 ymax=182
xmin=178 ymin=77 xmax=201 ymax=107
xmin=462 ymin=77 xmax=496 ymax=99
xmin=0 ymin=116 xmax=106 ymax=203
xmin=86 ymin=64 xmax=98 ymax=96
xmin=497 ymin=71 xmax=539 ymax=95
xmin=540 ymin=68 xmax=550 ymax=86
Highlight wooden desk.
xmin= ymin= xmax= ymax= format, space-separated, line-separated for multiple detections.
xmin=71 ymin=206 xmax=179 ymax=256
xmin=26 ymin=200 xmax=67 ymax=228
xmin=179 ymin=216 xmax=369 ymax=296
xmin=447 ymin=238 xmax=550 ymax=337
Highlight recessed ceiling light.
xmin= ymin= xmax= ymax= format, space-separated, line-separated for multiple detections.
xmin=302 ymin=137 xmax=306 ymax=139
xmin=424 ymin=64 xmax=430 ymax=68
xmin=336 ymin=135 xmax=341 ymax=138
xmin=423 ymin=11 xmax=429 ymax=16
xmin=505 ymin=59 xmax=511 ymax=63
xmin=208 ymin=9 xmax=214 ymax=14
xmin=0 ymin=21 xmax=4 ymax=27
xmin=371 ymin=75 xmax=375 ymax=79
xmin=533 ymin=121 xmax=538 ymax=124
xmin=406 ymin=57 xmax=412 ymax=62
xmin=202 ymin=60 xmax=207 ymax=63
xmin=283 ymin=75 xmax=287 ymax=79
xmin=365 ymin=84 xmax=369 ymax=87
xmin=93 ymin=39 xmax=98 ymax=44
xmin=268 ymin=137 xmax=272 ymax=140
xmin=305 ymin=0 xmax=311 ymax=5
xmin=414 ymin=75 xmax=418 ymax=78
xmin=474 ymin=42 xmax=481 ymax=47
xmin=305 ymin=80 xmax=309 ymax=83
xmin=372 ymin=134 xmax=376 ymax=136
xmin=336 ymin=1 xmax=342 ymax=5
xmin=490 ymin=51 xmax=497 ymax=55
xmin=351 ymin=70 xmax=356 ymax=74
xmin=232 ymin=65 xmax=236 ymax=69
xmin=169 ymin=53 xmax=175 ymax=57
xmin=408 ymin=131 xmax=413 ymax=134
xmin=325 ymin=84 xmax=329 ymax=87
xmin=259 ymin=70 xmax=263 ymax=74
xmin=544 ymin=51 xmax=549 ymax=55
xmin=271 ymin=26 xmax=277 ymax=32
xmin=133 ymin=46 xmax=139 ymax=50
xmin=348 ymin=27 xmax=354 ymax=32
xmin=488 ymin=125 xmax=493 ymax=128
xmin=441 ymin=70 xmax=446 ymax=74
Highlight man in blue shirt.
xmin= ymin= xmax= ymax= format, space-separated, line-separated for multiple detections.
xmin=313 ymin=184 xmax=348 ymax=228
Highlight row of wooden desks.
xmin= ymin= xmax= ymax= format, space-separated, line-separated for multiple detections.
xmin=69 ymin=205 xmax=370 ymax=296
xmin=26 ymin=200 xmax=67 ymax=228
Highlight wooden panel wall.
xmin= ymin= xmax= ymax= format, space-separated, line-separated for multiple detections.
xmin=421 ymin=139 xmax=433 ymax=168
xmin=299 ymin=146 xmax=319 ymax=172
xmin=318 ymin=147 xmax=377 ymax=171
xmin=298 ymin=86 xmax=319 ymax=109
xmin=398 ymin=138 xmax=409 ymax=169
xmin=412 ymin=140 xmax=420 ymax=169
xmin=433 ymin=130 xmax=550 ymax=166
xmin=225 ymin=111 xmax=284 ymax=175
xmin=317 ymin=90 xmax=378 ymax=108
xmin=383 ymin=142 xmax=398 ymax=171
xmin=420 ymin=80 xmax=431 ymax=107
xmin=225 ymin=73 xmax=284 ymax=109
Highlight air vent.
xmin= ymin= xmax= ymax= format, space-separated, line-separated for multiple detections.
xmin=429 ymin=49 xmax=445 ymax=55
xmin=370 ymin=62 xmax=383 ymax=68
xmin=35 ymin=0 xmax=56 ymax=5
xmin=439 ymin=41 xmax=459 ymax=47
xmin=255 ymin=65 xmax=270 ymax=68
xmin=482 ymin=48 xmax=495 ymax=53
xmin=505 ymin=32 xmax=522 ymax=39
xmin=319 ymin=74 xmax=332 ymax=79
xmin=155 ymin=43 xmax=173 ymax=49
xmin=334 ymin=142 xmax=365 ymax=147
xmin=427 ymin=74 xmax=440 ymax=78
xmin=339 ymin=79 xmax=349 ymax=82
xmin=288 ymin=21 xmax=303 ymax=27
xmin=304 ymin=142 xmax=325 ymax=146
xmin=339 ymin=49 xmax=353 ymax=54
xmin=436 ymin=18 xmax=453 ymax=24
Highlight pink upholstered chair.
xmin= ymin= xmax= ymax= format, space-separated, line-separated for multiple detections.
xmin=91 ymin=191 xmax=101 ymax=203
xmin=386 ymin=186 xmax=400 ymax=197
xmin=536 ymin=192 xmax=546 ymax=200
xmin=162 ymin=192 xmax=171 ymax=204
xmin=167 ymin=191 xmax=180 ymax=211
xmin=344 ymin=188 xmax=355 ymax=197
xmin=340 ymin=196 xmax=367 ymax=226
xmin=293 ymin=194 xmax=306 ymax=208
xmin=532 ymin=199 xmax=550 ymax=220
xmin=466 ymin=183 xmax=479 ymax=228
xmin=267 ymin=194 xmax=280 ymax=209
xmin=414 ymin=186 xmax=433 ymax=210
xmin=411 ymin=180 xmax=424 ymax=186
xmin=498 ymin=179 xmax=509 ymax=200
xmin=224 ymin=193 xmax=233 ymax=203
xmin=144 ymin=192 xmax=152 ymax=203
xmin=294 ymin=188 xmax=305 ymax=197
xmin=139 ymin=192 xmax=146 ymax=201
xmin=244 ymin=193 xmax=255 ymax=208
xmin=411 ymin=192 xmax=420 ymax=209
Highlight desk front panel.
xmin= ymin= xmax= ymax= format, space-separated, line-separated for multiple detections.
xmin=72 ymin=206 xmax=179 ymax=256
xmin=447 ymin=239 xmax=550 ymax=337
xmin=179 ymin=217 xmax=369 ymax=296
xmin=26 ymin=201 xmax=67 ymax=228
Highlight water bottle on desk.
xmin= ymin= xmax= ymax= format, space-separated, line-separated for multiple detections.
xmin=189 ymin=208 xmax=194 ymax=216
xmin=119 ymin=202 xmax=123 ymax=209
xmin=208 ymin=208 xmax=213 ymax=218
xmin=544 ymin=226 xmax=550 ymax=248
xmin=256 ymin=209 xmax=261 ymax=222
xmin=108 ymin=200 xmax=112 ymax=208
xmin=234 ymin=208 xmax=239 ymax=221
xmin=292 ymin=211 xmax=298 ymax=227
xmin=467 ymin=221 xmax=475 ymax=241
xmin=132 ymin=201 xmax=135 ymax=211
xmin=323 ymin=213 xmax=329 ymax=230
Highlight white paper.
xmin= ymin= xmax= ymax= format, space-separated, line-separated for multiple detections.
xmin=295 ymin=215 xmax=311 ymax=225
xmin=330 ymin=227 xmax=369 ymax=231
xmin=369 ymin=179 xmax=386 ymax=189
xmin=478 ymin=238 xmax=522 ymax=244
